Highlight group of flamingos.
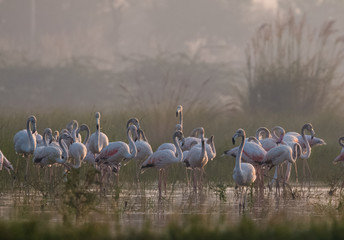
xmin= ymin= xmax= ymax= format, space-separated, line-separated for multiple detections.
xmin=5 ymin=105 xmax=341 ymax=205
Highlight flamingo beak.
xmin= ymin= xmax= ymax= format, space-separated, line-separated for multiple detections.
xmin=232 ymin=137 xmax=235 ymax=145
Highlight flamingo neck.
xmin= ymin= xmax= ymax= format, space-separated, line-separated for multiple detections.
xmin=27 ymin=119 xmax=36 ymax=153
xmin=210 ymin=136 xmax=216 ymax=155
xmin=339 ymin=137 xmax=344 ymax=148
xmin=127 ymin=127 xmax=137 ymax=159
xmin=96 ymin=118 xmax=101 ymax=152
xmin=235 ymin=135 xmax=245 ymax=172
xmin=300 ymin=126 xmax=311 ymax=159
xmin=173 ymin=134 xmax=183 ymax=162
xmin=58 ymin=137 xmax=68 ymax=163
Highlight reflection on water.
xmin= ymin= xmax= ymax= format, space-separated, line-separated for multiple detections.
xmin=0 ymin=183 xmax=338 ymax=230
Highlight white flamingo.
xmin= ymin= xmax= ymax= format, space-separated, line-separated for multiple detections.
xmin=183 ymin=127 xmax=208 ymax=191
xmin=0 ymin=150 xmax=13 ymax=174
xmin=141 ymin=130 xmax=184 ymax=200
xmin=134 ymin=128 xmax=153 ymax=181
xmin=224 ymin=133 xmax=266 ymax=189
xmin=262 ymin=142 xmax=301 ymax=194
xmin=14 ymin=115 xmax=37 ymax=156
xmin=32 ymin=133 xmax=72 ymax=168
xmin=280 ymin=123 xmax=315 ymax=182
xmin=68 ymin=124 xmax=90 ymax=169
xmin=224 ymin=128 xmax=256 ymax=209
xmin=13 ymin=115 xmax=38 ymax=179
xmin=87 ymin=112 xmax=109 ymax=156
xmin=95 ymin=124 xmax=138 ymax=182
xmin=256 ymin=126 xmax=284 ymax=151
xmin=66 ymin=120 xmax=82 ymax=143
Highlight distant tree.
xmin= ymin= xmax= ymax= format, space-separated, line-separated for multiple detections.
xmin=242 ymin=11 xmax=344 ymax=115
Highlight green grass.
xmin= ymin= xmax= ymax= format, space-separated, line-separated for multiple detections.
xmin=1 ymin=214 xmax=344 ymax=240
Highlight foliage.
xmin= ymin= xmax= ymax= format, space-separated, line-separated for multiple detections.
xmin=243 ymin=10 xmax=344 ymax=114
xmin=60 ymin=167 xmax=99 ymax=222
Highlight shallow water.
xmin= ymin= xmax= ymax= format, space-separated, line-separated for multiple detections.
xmin=0 ymin=182 xmax=339 ymax=231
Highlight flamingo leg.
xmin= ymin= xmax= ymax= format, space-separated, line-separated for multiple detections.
xmin=158 ymin=169 xmax=162 ymax=200
xmin=275 ymin=166 xmax=280 ymax=197
xmin=185 ymin=168 xmax=190 ymax=188
xmin=163 ymin=169 xmax=167 ymax=195
xmin=193 ymin=169 xmax=197 ymax=192
xmin=243 ymin=187 xmax=248 ymax=209
xmin=294 ymin=161 xmax=299 ymax=183
xmin=25 ymin=157 xmax=30 ymax=181
xmin=304 ymin=159 xmax=312 ymax=180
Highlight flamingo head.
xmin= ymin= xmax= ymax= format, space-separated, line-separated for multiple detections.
xmin=176 ymin=105 xmax=183 ymax=117
xmin=126 ymin=118 xmax=140 ymax=130
xmin=232 ymin=128 xmax=245 ymax=145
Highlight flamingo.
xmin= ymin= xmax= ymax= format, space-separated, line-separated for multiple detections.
xmin=95 ymin=124 xmax=138 ymax=183
xmin=156 ymin=106 xmax=184 ymax=153
xmin=224 ymin=128 xmax=256 ymax=209
xmin=13 ymin=115 xmax=38 ymax=179
xmin=66 ymin=120 xmax=82 ymax=143
xmin=141 ymin=130 xmax=184 ymax=199
xmin=262 ymin=142 xmax=301 ymax=194
xmin=87 ymin=112 xmax=109 ymax=156
xmin=181 ymin=127 xmax=202 ymax=151
xmin=257 ymin=126 xmax=284 ymax=151
xmin=281 ymin=123 xmax=315 ymax=182
xmin=183 ymin=127 xmax=208 ymax=191
xmin=68 ymin=124 xmax=90 ymax=168
xmin=224 ymin=133 xmax=266 ymax=189
xmin=125 ymin=117 xmax=153 ymax=179
xmin=32 ymin=133 xmax=72 ymax=168
xmin=133 ymin=128 xmax=153 ymax=181
xmin=14 ymin=115 xmax=37 ymax=156
xmin=333 ymin=137 xmax=344 ymax=164
xmin=0 ymin=150 xmax=13 ymax=174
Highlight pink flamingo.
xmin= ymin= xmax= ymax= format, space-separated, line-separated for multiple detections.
xmin=141 ymin=130 xmax=184 ymax=200
xmin=95 ymin=124 xmax=138 ymax=183
xmin=334 ymin=137 xmax=344 ymax=164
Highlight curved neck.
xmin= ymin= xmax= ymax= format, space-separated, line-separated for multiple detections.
xmin=200 ymin=134 xmax=206 ymax=162
xmin=293 ymin=143 xmax=302 ymax=161
xmin=176 ymin=106 xmax=183 ymax=129
xmin=339 ymin=137 xmax=344 ymax=148
xmin=95 ymin=117 xmax=101 ymax=152
xmin=79 ymin=125 xmax=90 ymax=145
xmin=272 ymin=126 xmax=285 ymax=143
xmin=235 ymin=135 xmax=245 ymax=172
xmin=127 ymin=126 xmax=137 ymax=159
xmin=139 ymin=129 xmax=148 ymax=142
xmin=208 ymin=136 xmax=216 ymax=155
xmin=247 ymin=136 xmax=261 ymax=146
xmin=58 ymin=137 xmax=68 ymax=163
xmin=300 ymin=125 xmax=311 ymax=159
xmin=42 ymin=129 xmax=52 ymax=147
xmin=256 ymin=127 xmax=271 ymax=139
xmin=173 ymin=133 xmax=183 ymax=162
xmin=26 ymin=118 xmax=36 ymax=153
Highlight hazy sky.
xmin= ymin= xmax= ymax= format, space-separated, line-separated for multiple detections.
xmin=0 ymin=0 xmax=343 ymax=69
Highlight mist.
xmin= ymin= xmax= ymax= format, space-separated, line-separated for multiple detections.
xmin=0 ymin=0 xmax=343 ymax=113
